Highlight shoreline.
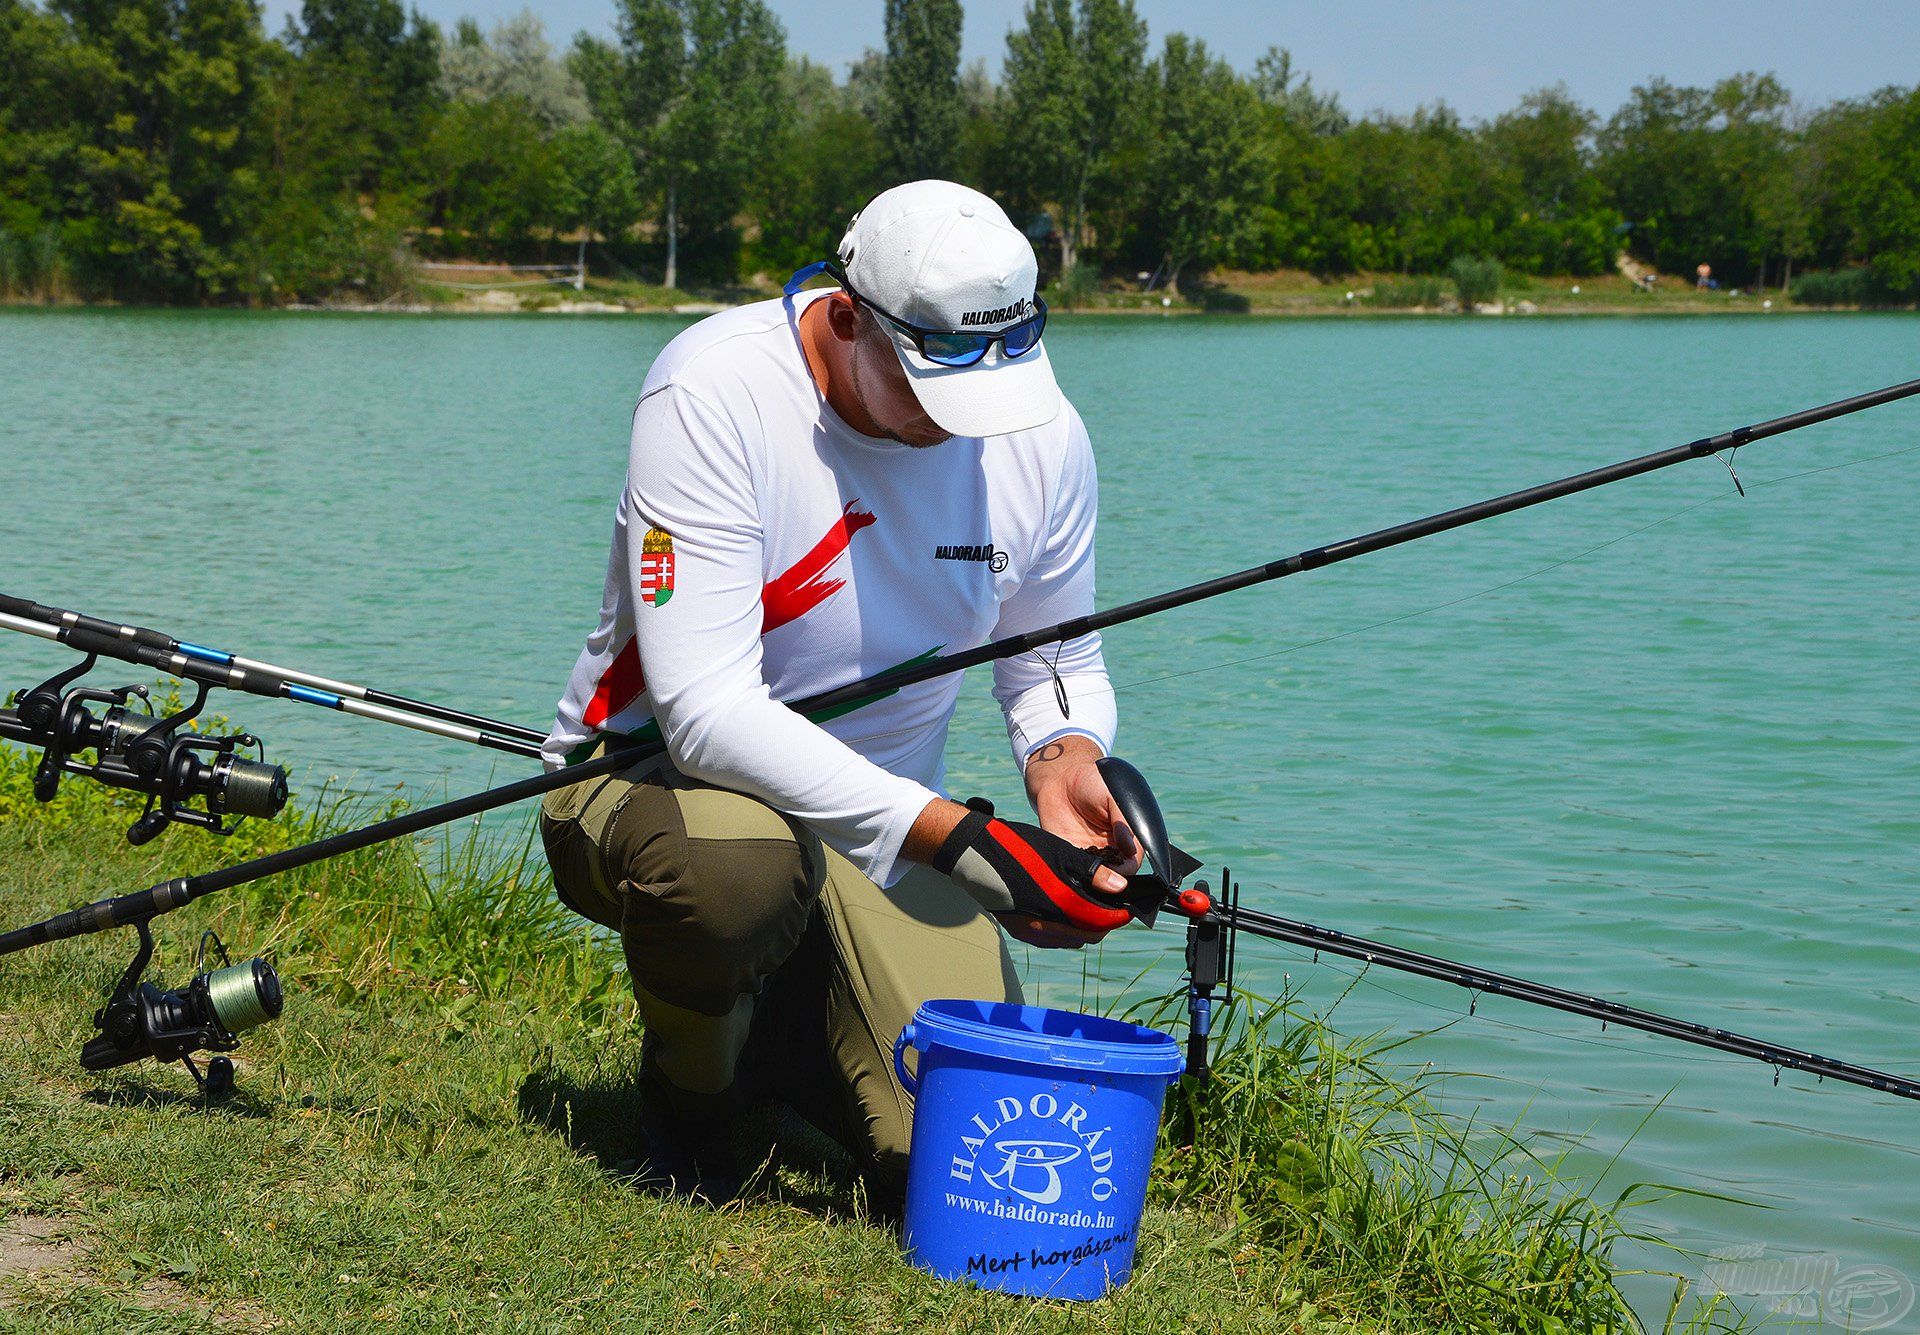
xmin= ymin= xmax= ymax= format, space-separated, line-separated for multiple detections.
xmin=1 ymin=294 xmax=1907 ymax=319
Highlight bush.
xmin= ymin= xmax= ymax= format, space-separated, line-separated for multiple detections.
xmin=1447 ymin=255 xmax=1503 ymax=310
xmin=0 ymin=224 xmax=68 ymax=301
xmin=1143 ymin=990 xmax=1668 ymax=1329
xmin=1364 ymin=275 xmax=1448 ymax=308
xmin=1789 ymin=266 xmax=1912 ymax=307
xmin=1047 ymin=259 xmax=1101 ymax=311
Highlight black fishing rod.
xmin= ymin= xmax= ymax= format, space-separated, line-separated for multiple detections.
xmin=1211 ymin=884 xmax=1920 ymax=1101
xmin=4 ymin=378 xmax=1917 ymax=1096
xmin=6 ymin=373 xmax=1917 ymax=955
xmin=1089 ymin=761 xmax=1920 ymax=1107
xmin=0 ymin=596 xmax=547 ymax=755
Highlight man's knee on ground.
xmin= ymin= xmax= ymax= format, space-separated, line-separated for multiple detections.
xmin=605 ymin=779 xmax=822 ymax=1016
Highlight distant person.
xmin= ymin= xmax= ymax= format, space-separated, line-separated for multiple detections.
xmin=1696 ymin=263 xmax=1715 ymax=290
xmin=538 ymin=181 xmax=1139 ymax=1206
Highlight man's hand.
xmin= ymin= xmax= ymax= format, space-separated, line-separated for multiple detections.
xmin=1023 ymin=735 xmax=1141 ymax=892
xmin=997 ymin=735 xmax=1139 ymax=949
xmin=902 ymin=763 xmax=1134 ymax=949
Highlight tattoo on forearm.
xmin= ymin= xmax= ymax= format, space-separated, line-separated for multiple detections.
xmin=1030 ymin=742 xmax=1066 ymax=765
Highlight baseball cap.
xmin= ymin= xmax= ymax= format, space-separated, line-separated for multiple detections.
xmin=835 ymin=180 xmax=1060 ymax=438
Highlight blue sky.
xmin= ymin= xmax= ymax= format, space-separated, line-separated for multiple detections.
xmin=262 ymin=0 xmax=1920 ymax=121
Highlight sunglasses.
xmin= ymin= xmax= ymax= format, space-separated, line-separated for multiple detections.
xmin=784 ymin=259 xmax=1047 ymax=368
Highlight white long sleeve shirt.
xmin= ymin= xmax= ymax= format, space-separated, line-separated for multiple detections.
xmin=545 ymin=291 xmax=1116 ymax=885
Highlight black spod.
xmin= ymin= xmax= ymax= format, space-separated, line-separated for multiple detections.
xmin=1095 ymin=756 xmax=1177 ymax=888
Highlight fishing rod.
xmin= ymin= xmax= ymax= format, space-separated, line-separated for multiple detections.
xmin=0 ymin=595 xmax=547 ymax=753
xmin=7 ymin=373 xmax=1916 ymax=846
xmin=0 ymin=596 xmax=544 ymax=842
xmin=1205 ymin=881 xmax=1920 ymax=1101
xmin=1085 ymin=760 xmax=1920 ymax=1106
xmin=3 ymin=377 xmax=1917 ymax=1096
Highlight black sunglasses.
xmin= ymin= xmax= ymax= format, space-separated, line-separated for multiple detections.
xmin=785 ymin=260 xmax=1047 ymax=367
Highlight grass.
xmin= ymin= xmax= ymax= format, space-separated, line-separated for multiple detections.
xmin=0 ymin=744 xmax=1743 ymax=1331
xmin=1045 ymin=267 xmax=1815 ymax=317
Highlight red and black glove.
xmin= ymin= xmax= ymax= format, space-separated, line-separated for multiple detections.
xmin=931 ymin=798 xmax=1132 ymax=933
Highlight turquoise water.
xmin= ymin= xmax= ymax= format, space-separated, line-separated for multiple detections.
xmin=3 ymin=308 xmax=1917 ymax=1326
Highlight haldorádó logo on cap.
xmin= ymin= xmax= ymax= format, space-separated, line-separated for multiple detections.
xmin=834 ymin=180 xmax=1061 ymax=439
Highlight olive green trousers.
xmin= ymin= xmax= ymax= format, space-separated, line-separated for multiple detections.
xmin=538 ymin=750 xmax=1022 ymax=1188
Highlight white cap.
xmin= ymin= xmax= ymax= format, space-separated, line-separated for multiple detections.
xmin=838 ymin=180 xmax=1060 ymax=438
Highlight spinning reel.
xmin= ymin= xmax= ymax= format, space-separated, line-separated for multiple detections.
xmin=81 ymin=922 xmax=284 ymax=1096
xmin=2 ymin=653 xmax=289 ymax=844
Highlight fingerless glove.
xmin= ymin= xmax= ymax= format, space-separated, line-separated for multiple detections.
xmin=931 ymin=799 xmax=1132 ymax=932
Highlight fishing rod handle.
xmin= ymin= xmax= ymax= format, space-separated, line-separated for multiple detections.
xmin=0 ymin=595 xmax=175 ymax=651
xmin=0 ymin=880 xmax=192 ymax=958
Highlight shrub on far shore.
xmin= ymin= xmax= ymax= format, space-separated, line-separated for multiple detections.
xmin=1365 ymin=275 xmax=1449 ymax=308
xmin=1790 ymin=266 xmax=1914 ymax=307
xmin=1448 ymin=255 xmax=1504 ymax=310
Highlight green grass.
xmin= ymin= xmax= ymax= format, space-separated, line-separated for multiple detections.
xmin=0 ymin=745 xmax=1744 ymax=1331
xmin=1050 ymin=268 xmax=1807 ymax=317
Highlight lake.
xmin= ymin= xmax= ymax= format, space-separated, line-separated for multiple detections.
xmin=3 ymin=306 xmax=1916 ymax=1328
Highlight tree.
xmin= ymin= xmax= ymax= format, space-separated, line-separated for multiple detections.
xmin=40 ymin=0 xmax=270 ymax=300
xmin=999 ymin=0 xmax=1148 ymax=272
xmin=1823 ymin=86 xmax=1920 ymax=297
xmin=1135 ymin=33 xmax=1266 ymax=294
xmin=876 ymin=0 xmax=962 ymax=182
xmin=751 ymin=57 xmax=886 ymax=275
xmin=592 ymin=0 xmax=788 ymax=289
xmin=282 ymin=0 xmax=442 ymax=193
xmin=1597 ymin=73 xmax=1791 ymax=284
xmin=1482 ymin=86 xmax=1620 ymax=274
xmin=439 ymin=10 xmax=588 ymax=130
xmin=551 ymin=120 xmax=642 ymax=246
xmin=416 ymin=95 xmax=555 ymax=251
xmin=1251 ymin=46 xmax=1345 ymax=136
xmin=1485 ymin=86 xmax=1595 ymax=217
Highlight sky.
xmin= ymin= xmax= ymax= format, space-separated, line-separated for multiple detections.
xmin=261 ymin=0 xmax=1920 ymax=122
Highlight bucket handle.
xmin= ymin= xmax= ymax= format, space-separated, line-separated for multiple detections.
xmin=892 ymin=1024 xmax=918 ymax=1097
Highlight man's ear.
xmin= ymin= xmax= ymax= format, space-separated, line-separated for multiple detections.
xmin=823 ymin=291 xmax=862 ymax=341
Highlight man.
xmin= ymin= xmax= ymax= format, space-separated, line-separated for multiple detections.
xmin=540 ymin=180 xmax=1138 ymax=1206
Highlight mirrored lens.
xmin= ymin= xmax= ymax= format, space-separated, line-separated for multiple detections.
xmin=920 ymin=332 xmax=990 ymax=367
xmin=1001 ymin=315 xmax=1044 ymax=358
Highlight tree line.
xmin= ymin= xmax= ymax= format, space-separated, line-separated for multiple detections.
xmin=1 ymin=0 xmax=1916 ymax=305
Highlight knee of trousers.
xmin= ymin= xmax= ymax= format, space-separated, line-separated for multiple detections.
xmin=602 ymin=777 xmax=823 ymax=1018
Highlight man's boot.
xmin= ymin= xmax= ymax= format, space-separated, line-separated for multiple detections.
xmin=631 ymin=1072 xmax=744 ymax=1205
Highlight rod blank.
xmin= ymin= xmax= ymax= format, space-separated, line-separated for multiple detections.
xmin=1219 ymin=900 xmax=1920 ymax=1101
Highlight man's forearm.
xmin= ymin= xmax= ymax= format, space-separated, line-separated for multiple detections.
xmin=900 ymin=795 xmax=970 ymax=864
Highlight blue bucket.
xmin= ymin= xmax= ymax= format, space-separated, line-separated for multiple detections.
xmin=893 ymin=999 xmax=1183 ymax=1300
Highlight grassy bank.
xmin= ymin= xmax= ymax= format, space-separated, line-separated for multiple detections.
xmin=0 ymin=747 xmax=1728 ymax=1331
xmin=7 ymin=262 xmax=1899 ymax=320
xmin=337 ymin=267 xmax=1875 ymax=317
